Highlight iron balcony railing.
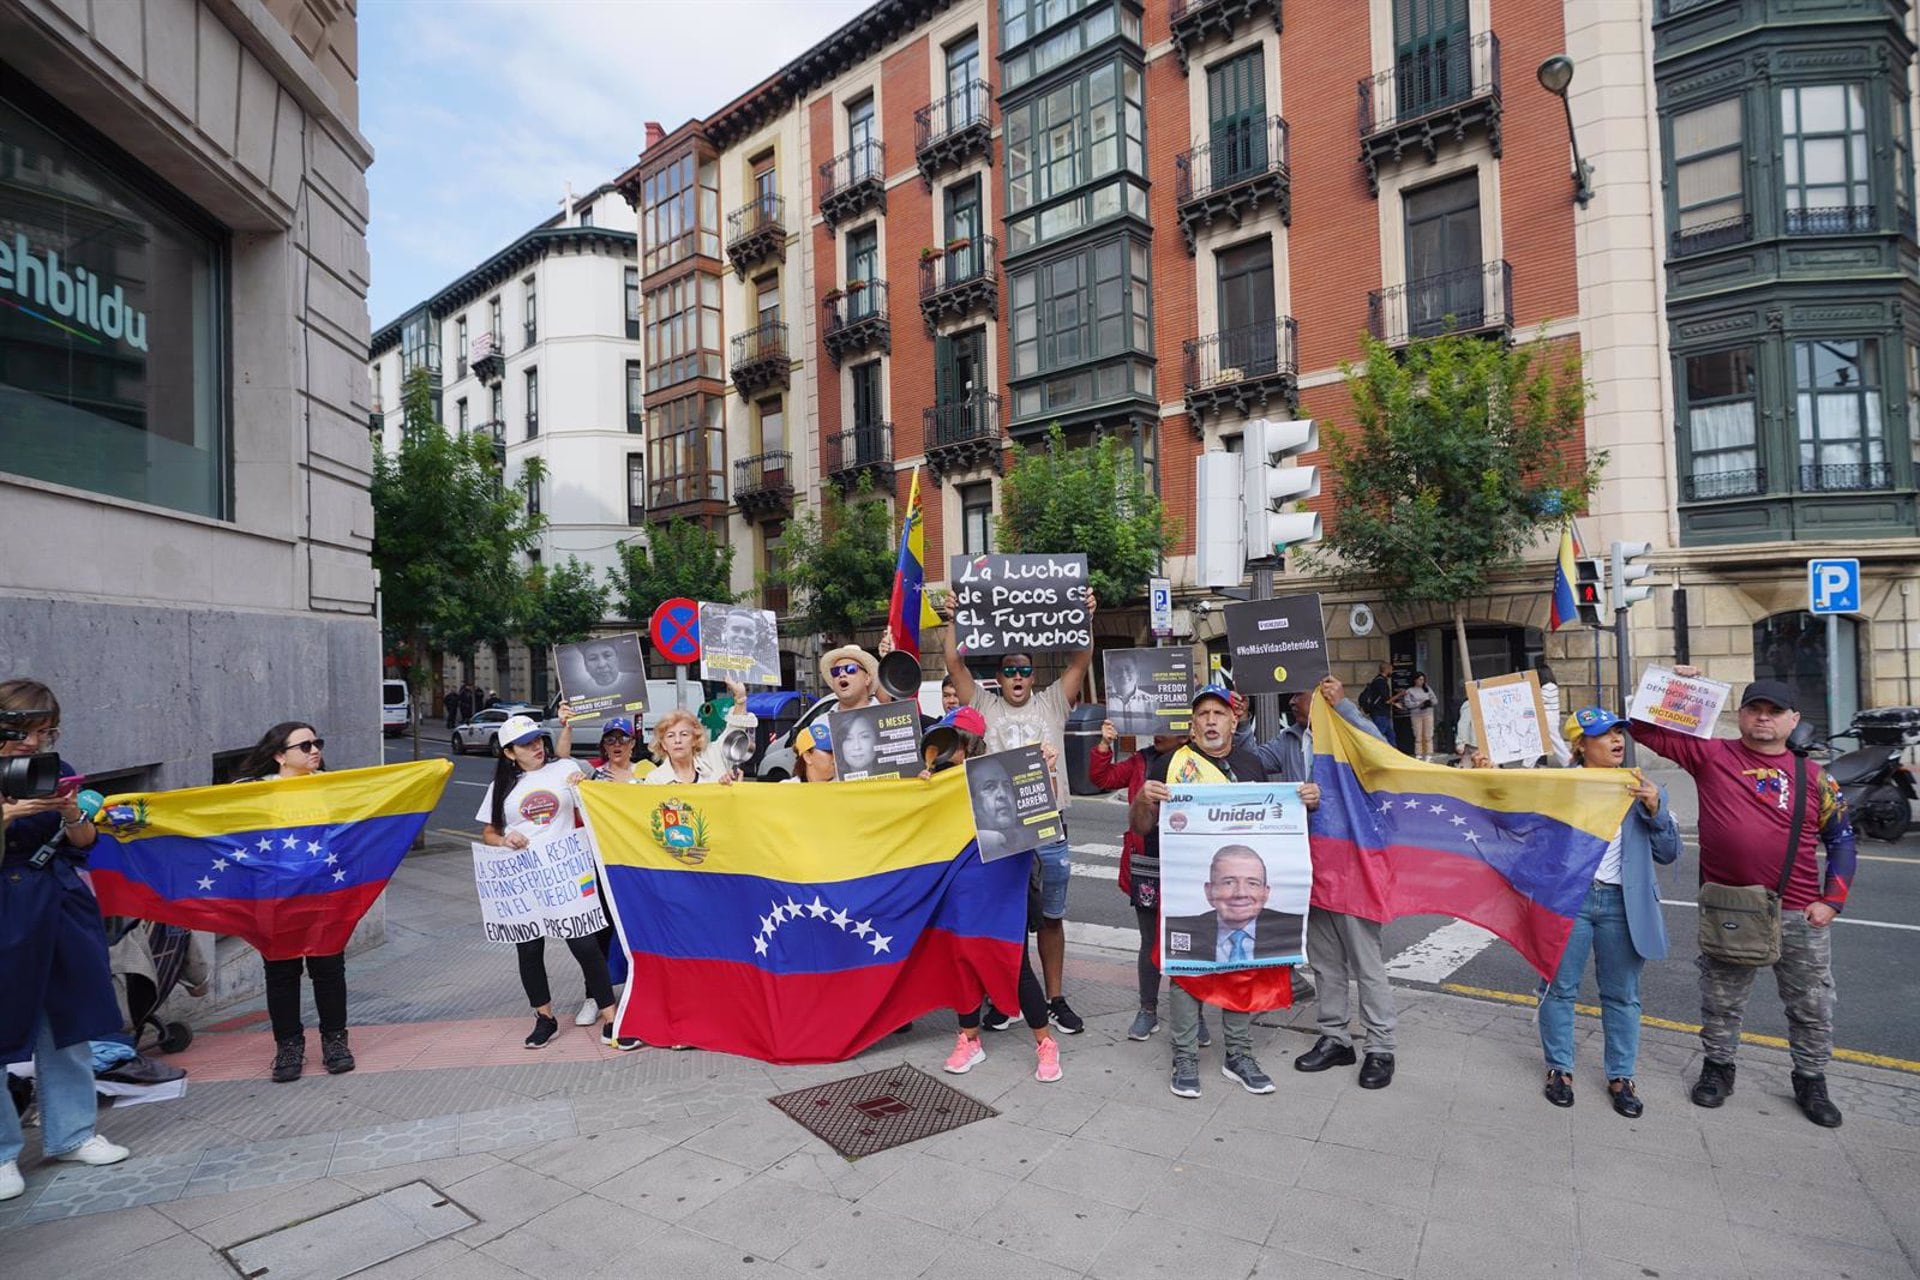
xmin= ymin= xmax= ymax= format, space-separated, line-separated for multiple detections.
xmin=1671 ymin=212 xmax=1752 ymax=257
xmin=726 ymin=194 xmax=786 ymax=250
xmin=1800 ymin=461 xmax=1892 ymax=492
xmin=1177 ymin=116 xmax=1289 ymax=204
xmin=734 ymin=450 xmax=793 ymax=497
xmin=819 ymin=141 xmax=885 ymax=203
xmin=918 ymin=236 xmax=996 ymax=299
xmin=1367 ymin=260 xmax=1513 ymax=345
xmin=1182 ymin=317 xmax=1298 ymax=392
xmin=1784 ymin=204 xmax=1876 ymax=236
xmin=1359 ymin=31 xmax=1501 ymax=136
xmin=827 ymin=423 xmax=893 ymax=476
xmin=924 ymin=392 xmax=1002 ymax=448
xmin=825 ymin=279 xmax=889 ymax=331
xmin=915 ymin=79 xmax=991 ymax=153
xmin=1681 ymin=467 xmax=1764 ymax=501
xmin=1659 ymin=0 xmax=1726 ymax=15
xmin=731 ymin=319 xmax=789 ymax=368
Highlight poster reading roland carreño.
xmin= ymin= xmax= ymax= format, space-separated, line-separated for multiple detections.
xmin=948 ymin=554 xmax=1091 ymax=654
xmin=1159 ymin=783 xmax=1309 ymax=974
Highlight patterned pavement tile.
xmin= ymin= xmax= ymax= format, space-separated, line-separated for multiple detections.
xmin=181 ymin=1131 xmax=341 ymax=1196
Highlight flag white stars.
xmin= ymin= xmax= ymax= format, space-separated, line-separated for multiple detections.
xmin=324 ymin=853 xmax=338 ymax=867
xmin=331 ymin=869 xmax=347 ymax=883
xmin=1449 ymin=813 xmax=1467 ymax=827
xmin=306 ymin=841 xmax=322 ymax=856
xmin=753 ymin=935 xmax=769 ymax=956
xmin=806 ymin=896 xmax=828 ymax=918
xmin=284 ymin=834 xmax=302 ymax=850
xmin=829 ymin=908 xmax=850 ymax=929
xmin=212 ymin=858 xmax=229 ymax=873
xmin=1429 ymin=803 xmax=1448 ymax=815
xmin=867 ymin=933 xmax=891 ymax=955
xmin=257 ymin=837 xmax=274 ymax=853
xmin=852 ymin=919 xmax=873 ymax=937
xmin=748 ymin=890 xmax=883 ymax=960
xmin=197 ymin=876 xmax=214 ymax=891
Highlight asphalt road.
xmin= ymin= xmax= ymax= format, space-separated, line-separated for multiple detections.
xmin=386 ymin=728 xmax=1920 ymax=1068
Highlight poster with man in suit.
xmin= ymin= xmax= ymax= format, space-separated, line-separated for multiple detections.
xmin=1160 ymin=783 xmax=1310 ymax=972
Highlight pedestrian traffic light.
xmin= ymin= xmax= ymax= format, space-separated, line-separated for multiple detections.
xmin=1574 ymin=557 xmax=1607 ymax=628
xmin=1240 ymin=417 xmax=1320 ymax=562
xmin=1610 ymin=540 xmax=1654 ymax=612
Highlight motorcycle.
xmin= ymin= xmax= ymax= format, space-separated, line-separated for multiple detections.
xmin=1798 ymin=708 xmax=1920 ymax=843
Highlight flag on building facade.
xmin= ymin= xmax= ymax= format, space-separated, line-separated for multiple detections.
xmin=886 ymin=467 xmax=942 ymax=658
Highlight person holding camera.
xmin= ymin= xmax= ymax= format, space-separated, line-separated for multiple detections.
xmin=1 ymin=679 xmax=130 ymax=1200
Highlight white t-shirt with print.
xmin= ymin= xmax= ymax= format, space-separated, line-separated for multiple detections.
xmin=971 ymin=681 xmax=1070 ymax=807
xmin=476 ymin=759 xmax=584 ymax=839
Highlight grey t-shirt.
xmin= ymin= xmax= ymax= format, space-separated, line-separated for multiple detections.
xmin=970 ymin=681 xmax=1070 ymax=807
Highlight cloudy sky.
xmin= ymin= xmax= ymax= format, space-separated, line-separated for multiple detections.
xmin=360 ymin=0 xmax=871 ymax=328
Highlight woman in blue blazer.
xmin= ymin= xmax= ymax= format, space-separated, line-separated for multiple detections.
xmin=1541 ymin=706 xmax=1681 ymax=1117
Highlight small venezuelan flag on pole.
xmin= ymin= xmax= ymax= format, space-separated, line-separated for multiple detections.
xmin=887 ymin=467 xmax=942 ymax=659
xmin=1548 ymin=520 xmax=1584 ymax=631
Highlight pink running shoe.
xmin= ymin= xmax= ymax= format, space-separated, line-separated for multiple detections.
xmin=1034 ymin=1036 xmax=1062 ymax=1083
xmin=944 ymin=1032 xmax=986 ymax=1074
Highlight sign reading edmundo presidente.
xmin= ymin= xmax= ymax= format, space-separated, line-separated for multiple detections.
xmin=947 ymin=554 xmax=1091 ymax=654
xmin=1223 ymin=594 xmax=1329 ymax=696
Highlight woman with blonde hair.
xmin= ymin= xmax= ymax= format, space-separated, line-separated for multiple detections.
xmin=644 ymin=681 xmax=756 ymax=786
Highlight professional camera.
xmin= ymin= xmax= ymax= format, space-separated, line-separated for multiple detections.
xmin=0 ymin=708 xmax=61 ymax=799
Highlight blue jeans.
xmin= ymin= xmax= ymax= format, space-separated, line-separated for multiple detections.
xmin=1035 ymin=838 xmax=1070 ymax=920
xmin=1371 ymin=712 xmax=1394 ymax=743
xmin=1 ymin=1016 xmax=101 ymax=1165
xmin=1539 ymin=882 xmax=1643 ymax=1079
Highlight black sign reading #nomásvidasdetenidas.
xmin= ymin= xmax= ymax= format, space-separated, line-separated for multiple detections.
xmin=947 ymin=554 xmax=1091 ymax=655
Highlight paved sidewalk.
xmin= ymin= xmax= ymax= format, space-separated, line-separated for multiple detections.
xmin=3 ymin=840 xmax=1917 ymax=1279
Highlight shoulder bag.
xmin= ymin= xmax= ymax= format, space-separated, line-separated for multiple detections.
xmin=1696 ymin=753 xmax=1806 ymax=966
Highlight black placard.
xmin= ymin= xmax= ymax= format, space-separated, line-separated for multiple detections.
xmin=1222 ymin=594 xmax=1329 ymax=696
xmin=1105 ymin=647 xmax=1194 ymax=736
xmin=947 ymin=554 xmax=1090 ymax=654
xmin=555 ymin=633 xmax=649 ymax=721
xmin=966 ymin=744 xmax=1062 ymax=861
xmin=828 ymin=703 xmax=924 ymax=781
xmin=698 ymin=602 xmax=781 ymax=686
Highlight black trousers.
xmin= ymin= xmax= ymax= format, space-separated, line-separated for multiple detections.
xmin=1134 ymin=904 xmax=1160 ymax=1009
xmin=265 ymin=951 xmax=347 ymax=1042
xmin=516 ymin=930 xmax=614 ymax=1011
xmin=959 ymin=944 xmax=1048 ymax=1030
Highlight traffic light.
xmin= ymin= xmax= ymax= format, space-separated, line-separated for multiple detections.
xmin=1194 ymin=452 xmax=1243 ymax=587
xmin=1574 ymin=557 xmax=1607 ymax=628
xmin=1610 ymin=540 xmax=1654 ymax=612
xmin=1241 ymin=417 xmax=1320 ymax=562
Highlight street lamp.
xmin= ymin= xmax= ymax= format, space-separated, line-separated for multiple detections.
xmin=1536 ymin=54 xmax=1594 ymax=208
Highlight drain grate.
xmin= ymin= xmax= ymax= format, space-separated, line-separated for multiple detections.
xmin=768 ymin=1063 xmax=998 ymax=1160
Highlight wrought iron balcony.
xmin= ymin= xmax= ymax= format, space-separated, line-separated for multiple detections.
xmin=731 ymin=320 xmax=791 ymax=398
xmin=923 ymin=393 xmax=1004 ymax=484
xmin=725 ymin=194 xmax=787 ymax=278
xmin=918 ymin=236 xmax=998 ymax=334
xmin=819 ymin=141 xmax=886 ymax=229
xmin=1358 ymin=31 xmax=1502 ymax=195
xmin=1800 ymin=461 xmax=1892 ymax=492
xmin=479 ymin=419 xmax=507 ymax=463
xmin=1367 ymin=260 xmax=1513 ymax=347
xmin=1670 ymin=212 xmax=1752 ymax=258
xmin=1175 ymin=116 xmax=1290 ymax=253
xmin=1784 ymin=205 xmax=1877 ymax=236
xmin=470 ymin=331 xmax=504 ymax=385
xmin=1168 ymin=0 xmax=1283 ymax=73
xmin=1659 ymin=0 xmax=1728 ymax=15
xmin=827 ymin=423 xmax=893 ymax=486
xmin=1182 ymin=317 xmax=1299 ymax=426
xmin=823 ymin=280 xmax=890 ymax=365
xmin=1681 ymin=468 xmax=1764 ymax=501
xmin=915 ymin=80 xmax=992 ymax=184
xmin=734 ymin=450 xmax=794 ymax=517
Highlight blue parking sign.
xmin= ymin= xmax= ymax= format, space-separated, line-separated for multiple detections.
xmin=1807 ymin=559 xmax=1860 ymax=615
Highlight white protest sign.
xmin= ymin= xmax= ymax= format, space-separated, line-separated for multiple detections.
xmin=1467 ymin=670 xmax=1549 ymax=766
xmin=1628 ymin=665 xmax=1732 ymax=739
xmin=471 ymin=825 xmax=609 ymax=945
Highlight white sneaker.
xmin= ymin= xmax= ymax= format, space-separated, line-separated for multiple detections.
xmin=574 ymin=997 xmax=598 ymax=1027
xmin=53 ymin=1135 xmax=129 ymax=1167
xmin=0 ymin=1160 xmax=22 ymax=1201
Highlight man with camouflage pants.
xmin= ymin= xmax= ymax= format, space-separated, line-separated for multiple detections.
xmin=1633 ymin=674 xmax=1858 ymax=1128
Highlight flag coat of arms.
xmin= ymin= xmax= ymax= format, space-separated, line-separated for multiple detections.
xmin=1308 ymin=699 xmax=1635 ymax=977
xmin=579 ymin=767 xmax=1026 ymax=1064
xmin=89 ymin=760 xmax=450 ymax=961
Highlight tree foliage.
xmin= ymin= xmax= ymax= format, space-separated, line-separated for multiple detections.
xmin=610 ymin=518 xmax=736 ymax=627
xmin=371 ymin=367 xmax=544 ymax=755
xmin=996 ymin=425 xmax=1176 ymax=606
xmin=1302 ymin=331 xmax=1603 ymax=677
xmin=519 ymin=556 xmax=610 ymax=653
xmin=766 ymin=474 xmax=896 ymax=639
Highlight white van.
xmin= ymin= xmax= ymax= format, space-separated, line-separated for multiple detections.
xmin=381 ymin=679 xmax=412 ymax=737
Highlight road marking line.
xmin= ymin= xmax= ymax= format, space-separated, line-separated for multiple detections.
xmin=1074 ymin=842 xmax=1124 ymax=858
xmin=1657 ymin=899 xmax=1920 ymax=932
xmin=1856 ymin=853 xmax=1920 ymax=865
xmin=1069 ymin=865 xmax=1117 ymax=880
xmin=451 ymin=780 xmax=488 ymax=788
xmin=1065 ymin=921 xmax=1139 ymax=954
xmin=1383 ymin=920 xmax=1498 ymax=982
xmin=1439 ymin=982 xmax=1920 ymax=1075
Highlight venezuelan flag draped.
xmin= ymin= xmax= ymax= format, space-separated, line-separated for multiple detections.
xmin=1308 ymin=700 xmax=1634 ymax=978
xmin=579 ymin=768 xmax=1025 ymax=1064
xmin=886 ymin=467 xmax=943 ymax=658
xmin=1549 ymin=521 xmax=1584 ymax=631
xmin=88 ymin=760 xmax=451 ymax=961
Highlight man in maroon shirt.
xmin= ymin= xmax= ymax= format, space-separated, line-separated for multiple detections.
xmin=1633 ymin=672 xmax=1857 ymax=1128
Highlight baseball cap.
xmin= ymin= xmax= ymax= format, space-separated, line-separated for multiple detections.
xmin=1564 ymin=706 xmax=1628 ymax=742
xmin=600 ymin=716 xmax=635 ymax=739
xmin=1740 ymin=679 xmax=1797 ymax=712
xmin=933 ymin=706 xmax=987 ymax=737
xmin=1191 ymin=683 xmax=1234 ymax=711
xmin=795 ymin=719 xmax=833 ymax=755
xmin=497 ymin=714 xmax=543 ymax=748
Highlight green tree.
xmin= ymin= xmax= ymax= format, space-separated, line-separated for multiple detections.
xmin=766 ymin=474 xmax=896 ymax=639
xmin=1304 ymin=331 xmax=1603 ymax=679
xmin=610 ymin=518 xmax=736 ymax=634
xmin=372 ymin=367 xmax=545 ymax=758
xmin=520 ymin=556 xmax=610 ymax=654
xmin=996 ymin=425 xmax=1176 ymax=606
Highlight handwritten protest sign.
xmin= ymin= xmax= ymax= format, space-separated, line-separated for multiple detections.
xmin=948 ymin=554 xmax=1090 ymax=654
xmin=1467 ymin=670 xmax=1549 ymax=766
xmin=471 ymin=826 xmax=609 ymax=944
xmin=1628 ymin=665 xmax=1732 ymax=739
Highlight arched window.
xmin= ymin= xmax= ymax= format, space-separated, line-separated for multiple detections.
xmin=1752 ymin=611 xmax=1860 ymax=738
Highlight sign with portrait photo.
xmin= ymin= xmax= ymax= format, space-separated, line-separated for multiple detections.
xmin=1159 ymin=782 xmax=1309 ymax=974
xmin=698 ymin=602 xmax=781 ymax=686
xmin=965 ymin=745 xmax=1062 ymax=862
xmin=1222 ymin=594 xmax=1329 ymax=696
xmin=556 ymin=633 xmax=648 ymax=721
xmin=470 ymin=826 xmax=609 ymax=945
xmin=1104 ymin=647 xmax=1194 ymax=737
xmin=1628 ymin=664 xmax=1732 ymax=739
xmin=828 ymin=702 xmax=923 ymax=782
xmin=947 ymin=553 xmax=1091 ymax=654
xmin=1467 ymin=670 xmax=1549 ymax=766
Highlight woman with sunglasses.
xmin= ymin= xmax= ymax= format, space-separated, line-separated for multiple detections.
xmin=643 ymin=680 xmax=755 ymax=786
xmin=589 ymin=717 xmax=649 ymax=784
xmin=232 ymin=721 xmax=356 ymax=1083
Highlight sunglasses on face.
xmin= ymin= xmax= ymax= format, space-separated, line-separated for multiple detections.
xmin=1000 ymin=665 xmax=1034 ymax=678
xmin=602 ymin=734 xmax=633 ymax=746
xmin=829 ymin=663 xmax=864 ymax=678
xmin=285 ymin=738 xmax=325 ymax=753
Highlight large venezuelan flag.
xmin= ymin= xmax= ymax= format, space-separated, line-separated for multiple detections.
xmin=89 ymin=760 xmax=451 ymax=961
xmin=1308 ymin=700 xmax=1634 ymax=977
xmin=579 ymin=767 xmax=1026 ymax=1064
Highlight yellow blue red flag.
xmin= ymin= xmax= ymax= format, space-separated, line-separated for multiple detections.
xmin=886 ymin=467 xmax=943 ymax=658
xmin=1549 ymin=521 xmax=1584 ymax=631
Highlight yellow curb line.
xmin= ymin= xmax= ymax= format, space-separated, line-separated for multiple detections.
xmin=1438 ymin=982 xmax=1920 ymax=1076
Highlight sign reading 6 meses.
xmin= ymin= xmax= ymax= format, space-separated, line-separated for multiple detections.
xmin=948 ymin=554 xmax=1091 ymax=654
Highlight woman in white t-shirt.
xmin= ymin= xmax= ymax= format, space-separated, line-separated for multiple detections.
xmin=476 ymin=713 xmax=627 ymax=1050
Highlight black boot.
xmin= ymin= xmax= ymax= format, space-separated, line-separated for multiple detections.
xmin=1689 ymin=1058 xmax=1735 ymax=1108
xmin=321 ymin=1030 xmax=356 ymax=1075
xmin=270 ymin=1035 xmax=305 ymax=1084
xmin=1792 ymin=1073 xmax=1842 ymax=1128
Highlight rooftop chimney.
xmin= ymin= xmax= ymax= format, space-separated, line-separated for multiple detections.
xmin=644 ymin=121 xmax=665 ymax=150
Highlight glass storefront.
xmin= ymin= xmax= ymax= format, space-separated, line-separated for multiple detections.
xmin=0 ymin=83 xmax=227 ymax=517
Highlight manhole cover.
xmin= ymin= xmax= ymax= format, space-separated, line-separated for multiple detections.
xmin=224 ymin=1181 xmax=474 ymax=1280
xmin=768 ymin=1063 xmax=997 ymax=1160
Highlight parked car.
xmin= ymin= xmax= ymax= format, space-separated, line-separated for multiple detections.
xmin=755 ymin=681 xmax=994 ymax=781
xmin=452 ymin=703 xmax=593 ymax=757
xmin=381 ymin=679 xmax=411 ymax=737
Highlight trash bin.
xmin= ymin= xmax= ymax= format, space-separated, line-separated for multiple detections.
xmin=1854 ymin=706 xmax=1920 ymax=747
xmin=743 ymin=691 xmax=807 ymax=777
xmin=1065 ymin=704 xmax=1107 ymax=797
